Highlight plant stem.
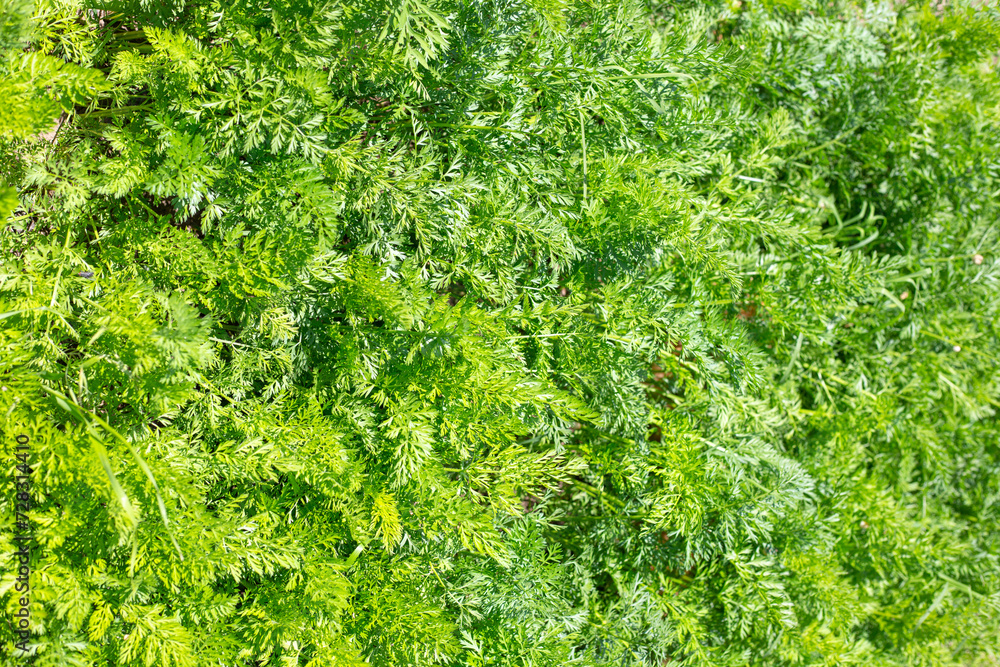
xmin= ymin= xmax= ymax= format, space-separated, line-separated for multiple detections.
xmin=77 ymin=104 xmax=154 ymax=119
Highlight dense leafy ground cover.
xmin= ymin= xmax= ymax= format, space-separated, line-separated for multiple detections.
xmin=2 ymin=0 xmax=999 ymax=665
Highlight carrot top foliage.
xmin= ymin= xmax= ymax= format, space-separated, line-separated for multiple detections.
xmin=1 ymin=0 xmax=999 ymax=665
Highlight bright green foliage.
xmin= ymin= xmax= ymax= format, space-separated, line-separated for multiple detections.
xmin=1 ymin=0 xmax=999 ymax=665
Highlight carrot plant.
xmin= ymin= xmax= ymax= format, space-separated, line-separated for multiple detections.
xmin=1 ymin=0 xmax=999 ymax=664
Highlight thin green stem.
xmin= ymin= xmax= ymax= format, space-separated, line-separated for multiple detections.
xmin=77 ymin=104 xmax=154 ymax=119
